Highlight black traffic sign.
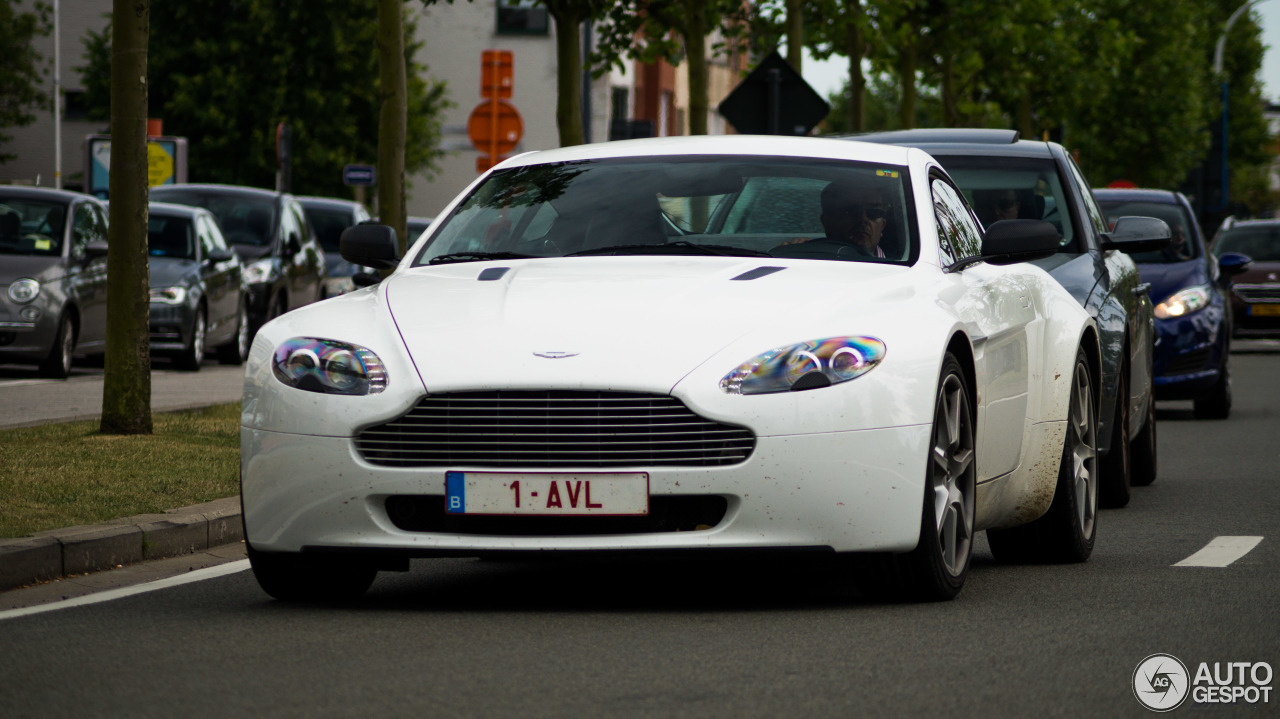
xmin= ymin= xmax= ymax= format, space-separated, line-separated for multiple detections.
xmin=717 ymin=50 xmax=829 ymax=136
xmin=343 ymin=164 xmax=377 ymax=187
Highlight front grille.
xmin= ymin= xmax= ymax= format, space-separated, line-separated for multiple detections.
xmin=1163 ymin=348 xmax=1212 ymax=376
xmin=356 ymin=390 xmax=756 ymax=468
xmin=1232 ymin=284 xmax=1280 ymax=302
xmin=385 ymin=494 xmax=729 ymax=535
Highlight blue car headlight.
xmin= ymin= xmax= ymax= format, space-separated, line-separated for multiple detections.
xmin=243 ymin=257 xmax=275 ymax=285
xmin=272 ymin=337 xmax=388 ymax=395
xmin=720 ymin=336 xmax=887 ymax=395
xmin=1154 ymin=285 xmax=1210 ymax=319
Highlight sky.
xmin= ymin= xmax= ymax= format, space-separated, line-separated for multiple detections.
xmin=802 ymin=4 xmax=1280 ymax=105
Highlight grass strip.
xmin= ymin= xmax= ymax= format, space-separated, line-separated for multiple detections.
xmin=0 ymin=402 xmax=240 ymax=538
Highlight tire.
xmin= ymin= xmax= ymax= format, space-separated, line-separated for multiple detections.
xmin=216 ymin=299 xmax=250 ymax=365
xmin=174 ymin=308 xmax=206 ymax=372
xmin=988 ymin=346 xmax=1098 ymax=564
xmin=247 ymin=546 xmax=377 ymax=602
xmin=1130 ymin=390 xmax=1158 ymax=487
xmin=38 ymin=313 xmax=76 ymax=379
xmin=1099 ymin=366 xmax=1130 ymax=509
xmin=1193 ymin=356 xmax=1232 ymax=419
xmin=854 ymin=352 xmax=975 ymax=602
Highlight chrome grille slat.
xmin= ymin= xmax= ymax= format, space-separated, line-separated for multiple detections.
xmin=355 ymin=390 xmax=756 ymax=468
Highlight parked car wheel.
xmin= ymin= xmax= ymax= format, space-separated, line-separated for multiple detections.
xmin=175 ymin=308 xmax=206 ymax=372
xmin=1099 ymin=366 xmax=1131 ymax=509
xmin=247 ymin=546 xmax=377 ymax=602
xmin=38 ymin=313 xmax=76 ymax=379
xmin=217 ymin=299 xmax=250 ymax=365
xmin=1130 ymin=391 xmax=1157 ymax=486
xmin=1193 ymin=358 xmax=1232 ymax=419
xmin=854 ymin=353 xmax=974 ymax=602
xmin=988 ymin=347 xmax=1098 ymax=563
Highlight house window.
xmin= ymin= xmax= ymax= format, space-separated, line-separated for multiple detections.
xmin=496 ymin=0 xmax=548 ymax=35
xmin=610 ymin=87 xmax=629 ymax=121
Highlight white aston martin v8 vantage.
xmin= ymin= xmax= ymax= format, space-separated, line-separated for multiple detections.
xmin=241 ymin=135 xmax=1101 ymax=602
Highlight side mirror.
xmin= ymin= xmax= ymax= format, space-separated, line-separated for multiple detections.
xmin=85 ymin=239 xmax=110 ymax=259
xmin=340 ymin=223 xmax=401 ymax=270
xmin=979 ymin=219 xmax=1062 ymax=266
xmin=207 ymin=248 xmax=235 ymax=263
xmin=1101 ymin=216 xmax=1171 ymax=253
xmin=284 ymin=233 xmax=302 ymax=257
xmin=1217 ymin=251 xmax=1252 ymax=277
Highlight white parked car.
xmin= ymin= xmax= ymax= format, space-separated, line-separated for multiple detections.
xmin=240 ymin=135 xmax=1101 ymax=602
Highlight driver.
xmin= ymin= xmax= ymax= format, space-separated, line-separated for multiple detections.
xmin=816 ymin=180 xmax=888 ymax=258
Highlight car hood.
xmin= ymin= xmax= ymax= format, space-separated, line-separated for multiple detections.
xmin=148 ymin=257 xmax=198 ymax=288
xmin=1231 ymin=260 xmax=1280 ymax=286
xmin=384 ymin=258 xmax=915 ymax=393
xmin=1136 ymin=259 xmax=1208 ymax=304
xmin=1 ymin=255 xmax=70 ymax=284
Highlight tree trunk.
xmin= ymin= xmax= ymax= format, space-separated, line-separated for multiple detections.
xmin=100 ymin=0 xmax=151 ymax=436
xmin=897 ymin=40 xmax=917 ymax=130
xmin=785 ymin=0 xmax=803 ymax=73
xmin=550 ymin=7 xmax=584 ymax=147
xmin=684 ymin=0 xmax=709 ymax=136
xmin=844 ymin=1 xmax=864 ymax=132
xmin=376 ymin=0 xmax=408 ymax=255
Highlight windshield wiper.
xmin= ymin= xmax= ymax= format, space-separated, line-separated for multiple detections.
xmin=567 ymin=240 xmax=771 ymax=257
xmin=427 ymin=251 xmax=534 ymax=265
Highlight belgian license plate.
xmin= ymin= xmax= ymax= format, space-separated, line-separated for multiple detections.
xmin=1249 ymin=304 xmax=1280 ymax=316
xmin=445 ymin=471 xmax=649 ymax=516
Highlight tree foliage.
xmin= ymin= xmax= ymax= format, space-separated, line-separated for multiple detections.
xmin=0 ymin=0 xmax=52 ymax=165
xmin=81 ymin=0 xmax=448 ymax=198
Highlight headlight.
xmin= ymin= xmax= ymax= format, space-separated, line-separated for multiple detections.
xmin=7 ymin=278 xmax=40 ymax=304
xmin=720 ymin=336 xmax=887 ymax=395
xmin=1154 ymin=285 xmax=1210 ymax=319
xmin=272 ymin=337 xmax=388 ymax=395
xmin=148 ymin=286 xmax=187 ymax=305
xmin=243 ymin=258 xmax=274 ymax=285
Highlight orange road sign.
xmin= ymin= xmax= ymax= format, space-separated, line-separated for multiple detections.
xmin=482 ymin=49 xmax=513 ymax=100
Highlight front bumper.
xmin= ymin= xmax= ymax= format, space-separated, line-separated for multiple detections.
xmin=241 ymin=423 xmax=932 ymax=556
xmin=1152 ymin=303 xmax=1229 ymax=399
xmin=0 ymin=295 xmax=60 ymax=361
xmin=148 ymin=302 xmax=196 ymax=351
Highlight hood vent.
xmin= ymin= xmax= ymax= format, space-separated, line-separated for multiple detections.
xmin=731 ymin=266 xmax=785 ymax=281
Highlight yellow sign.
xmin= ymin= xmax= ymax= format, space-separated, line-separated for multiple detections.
xmin=147 ymin=142 xmax=175 ymax=187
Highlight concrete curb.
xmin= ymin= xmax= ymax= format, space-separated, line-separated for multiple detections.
xmin=0 ymin=496 xmax=243 ymax=591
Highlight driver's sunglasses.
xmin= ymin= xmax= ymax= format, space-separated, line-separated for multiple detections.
xmin=834 ymin=204 xmax=887 ymax=221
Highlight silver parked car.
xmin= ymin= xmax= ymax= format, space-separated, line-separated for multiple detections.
xmin=146 ymin=202 xmax=250 ymax=369
xmin=0 ymin=186 xmax=110 ymax=378
xmin=297 ymin=196 xmax=371 ymax=297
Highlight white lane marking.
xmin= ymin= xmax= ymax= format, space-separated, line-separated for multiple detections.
xmin=1173 ymin=536 xmax=1263 ymax=567
xmin=0 ymin=559 xmax=250 ymax=621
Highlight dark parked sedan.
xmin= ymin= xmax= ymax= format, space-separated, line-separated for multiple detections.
xmin=297 ymin=196 xmax=371 ymax=297
xmin=851 ymin=129 xmax=1169 ymax=507
xmin=1094 ymin=188 xmax=1245 ymax=419
xmin=150 ymin=184 xmax=326 ymax=336
xmin=1211 ymin=218 xmax=1280 ymax=339
xmin=0 ymin=186 xmax=109 ymax=378
xmin=146 ymin=202 xmax=249 ymax=369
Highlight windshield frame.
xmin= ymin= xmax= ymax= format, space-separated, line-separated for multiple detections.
xmin=412 ymin=154 xmax=920 ymax=267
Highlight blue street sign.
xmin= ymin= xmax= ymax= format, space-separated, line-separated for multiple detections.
xmin=343 ymin=164 xmax=377 ymax=187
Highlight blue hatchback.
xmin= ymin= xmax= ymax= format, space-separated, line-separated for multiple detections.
xmin=1093 ymin=188 xmax=1234 ymax=418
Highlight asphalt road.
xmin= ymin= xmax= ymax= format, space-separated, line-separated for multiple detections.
xmin=1 ymin=348 xmax=1278 ymax=718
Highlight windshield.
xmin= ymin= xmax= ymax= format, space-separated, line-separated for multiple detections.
xmin=933 ymin=155 xmax=1078 ymax=252
xmin=1214 ymin=225 xmax=1280 ymax=261
xmin=1095 ymin=199 xmax=1198 ymax=263
xmin=147 ymin=214 xmax=195 ymax=259
xmin=0 ymin=198 xmax=67 ymax=257
xmin=414 ymin=155 xmax=916 ymax=265
xmin=304 ymin=207 xmax=356 ymax=253
xmin=151 ymin=189 xmax=277 ymax=247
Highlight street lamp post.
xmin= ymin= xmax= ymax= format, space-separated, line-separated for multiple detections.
xmin=1211 ymin=0 xmax=1268 ymax=213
